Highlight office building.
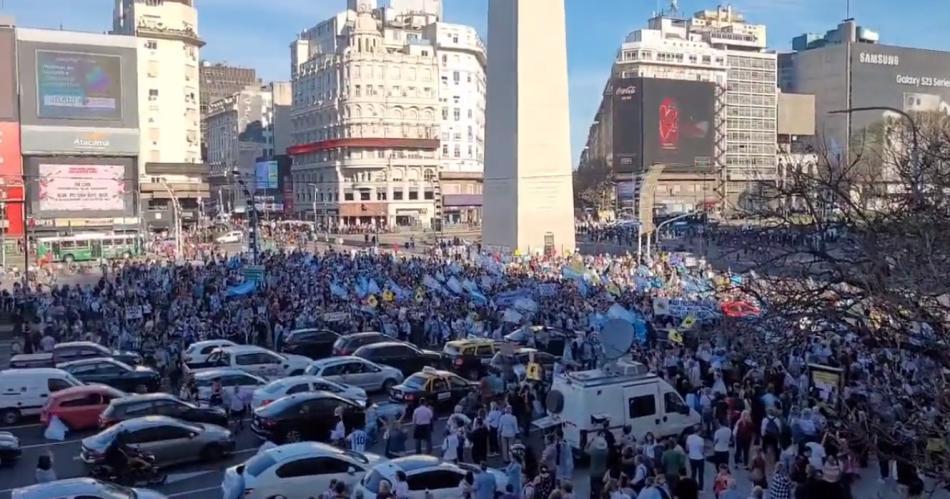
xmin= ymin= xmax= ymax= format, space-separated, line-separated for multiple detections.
xmin=779 ymin=19 xmax=950 ymax=195
xmin=199 ymin=61 xmax=258 ymax=159
xmin=113 ymin=0 xmax=207 ymax=230
xmin=579 ymin=4 xmax=777 ymax=215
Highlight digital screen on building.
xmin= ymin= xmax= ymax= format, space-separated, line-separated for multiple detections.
xmin=641 ymin=79 xmax=715 ymax=169
xmin=35 ymin=50 xmax=122 ymax=121
xmin=611 ymin=78 xmax=644 ymax=174
xmin=255 ymin=160 xmax=279 ymax=190
xmin=25 ymin=156 xmax=136 ymax=218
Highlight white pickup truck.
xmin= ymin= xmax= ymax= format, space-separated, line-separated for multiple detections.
xmin=183 ymin=345 xmax=311 ymax=380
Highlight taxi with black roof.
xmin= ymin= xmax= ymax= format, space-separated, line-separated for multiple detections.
xmin=388 ymin=367 xmax=476 ymax=410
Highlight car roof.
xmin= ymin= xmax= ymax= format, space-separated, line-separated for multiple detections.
xmin=0 ymin=368 xmax=72 ymax=377
xmin=341 ymin=331 xmax=386 ymax=339
xmin=308 ymin=356 xmax=365 ymax=367
xmin=193 ymin=368 xmax=262 ymax=380
xmin=356 ymin=341 xmax=412 ymax=351
xmin=445 ymin=338 xmax=495 ymax=347
xmin=380 ymin=455 xmax=443 ymax=474
xmin=56 ymin=357 xmax=122 ymax=368
xmin=260 ymin=442 xmax=379 ymax=464
xmin=109 ymin=392 xmax=177 ymax=405
xmin=408 ymin=368 xmax=455 ymax=379
xmin=54 ymin=341 xmax=106 ymax=349
xmin=116 ymin=415 xmax=193 ymax=430
xmin=265 ymin=375 xmax=337 ymax=389
xmin=217 ymin=345 xmax=277 ymax=355
xmin=289 ymin=328 xmax=338 ymax=335
xmin=50 ymin=384 xmax=123 ymax=399
xmin=11 ymin=478 xmax=117 ymax=499
xmin=189 ymin=339 xmax=236 ymax=348
xmin=272 ymin=390 xmax=347 ymax=404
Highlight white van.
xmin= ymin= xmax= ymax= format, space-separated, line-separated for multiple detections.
xmin=0 ymin=369 xmax=84 ymax=424
xmin=536 ymin=361 xmax=700 ymax=452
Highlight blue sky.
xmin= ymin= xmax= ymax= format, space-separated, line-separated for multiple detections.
xmin=3 ymin=0 xmax=950 ymax=165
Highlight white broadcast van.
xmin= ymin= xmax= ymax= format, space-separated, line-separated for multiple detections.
xmin=536 ymin=360 xmax=700 ymax=452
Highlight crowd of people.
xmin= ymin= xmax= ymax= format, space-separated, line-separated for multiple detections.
xmin=4 ymin=224 xmax=946 ymax=499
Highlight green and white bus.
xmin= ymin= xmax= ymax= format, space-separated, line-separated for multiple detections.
xmin=35 ymin=233 xmax=143 ymax=263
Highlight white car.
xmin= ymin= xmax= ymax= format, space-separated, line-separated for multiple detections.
xmin=216 ymin=230 xmax=244 ymax=244
xmin=221 ymin=442 xmax=382 ymax=499
xmin=355 ymin=455 xmax=508 ymax=499
xmin=12 ymin=478 xmax=166 ymax=499
xmin=192 ymin=368 xmax=267 ymax=404
xmin=251 ymin=375 xmax=367 ymax=409
xmin=182 ymin=339 xmax=238 ymax=365
xmin=304 ymin=356 xmax=404 ymax=393
xmin=186 ymin=345 xmax=311 ymax=380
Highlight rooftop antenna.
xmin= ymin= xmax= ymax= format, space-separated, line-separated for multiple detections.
xmin=846 ymin=0 xmax=851 ymax=18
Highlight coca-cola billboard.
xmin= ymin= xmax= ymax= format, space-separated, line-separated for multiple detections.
xmin=611 ymin=77 xmax=716 ymax=173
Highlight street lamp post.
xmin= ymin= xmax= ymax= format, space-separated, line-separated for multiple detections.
xmin=236 ymin=176 xmax=260 ymax=264
xmin=645 ymin=211 xmax=697 ymax=261
xmin=308 ymin=183 xmax=318 ymax=235
xmin=158 ymin=180 xmax=182 ymax=260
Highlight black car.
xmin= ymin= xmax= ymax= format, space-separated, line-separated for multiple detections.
xmin=281 ymin=328 xmax=341 ymax=360
xmin=353 ymin=341 xmax=444 ymax=377
xmin=251 ymin=391 xmax=365 ymax=444
xmin=389 ymin=367 xmax=476 ymax=410
xmin=98 ymin=393 xmax=228 ymax=429
xmin=332 ymin=331 xmax=394 ymax=357
xmin=57 ymin=358 xmax=161 ymax=393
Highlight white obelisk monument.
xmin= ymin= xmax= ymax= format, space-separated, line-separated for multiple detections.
xmin=481 ymin=0 xmax=576 ymax=255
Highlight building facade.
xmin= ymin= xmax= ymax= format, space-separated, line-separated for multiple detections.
xmin=579 ymin=5 xmax=777 ymax=215
xmin=206 ymin=83 xmax=292 ymax=213
xmin=112 ymin=0 xmax=207 ymax=230
xmin=198 ymin=61 xmax=258 ymax=159
xmin=288 ymin=2 xmax=448 ymax=229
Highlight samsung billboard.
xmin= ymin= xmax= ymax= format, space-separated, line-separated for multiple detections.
xmin=612 ymin=78 xmax=716 ymax=173
xmin=851 ymin=44 xmax=950 ymax=132
xmin=24 ymin=156 xmax=136 ymax=219
xmin=16 ymin=28 xmax=139 ymax=130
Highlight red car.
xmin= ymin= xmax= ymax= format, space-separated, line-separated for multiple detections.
xmin=40 ymin=385 xmax=125 ymax=431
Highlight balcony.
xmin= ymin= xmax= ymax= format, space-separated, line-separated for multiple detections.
xmin=135 ymin=20 xmax=205 ymax=47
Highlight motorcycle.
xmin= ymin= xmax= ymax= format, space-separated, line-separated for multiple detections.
xmin=90 ymin=449 xmax=167 ymax=487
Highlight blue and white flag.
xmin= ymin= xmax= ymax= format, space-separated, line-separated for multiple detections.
xmin=330 ymin=282 xmax=349 ymax=300
xmin=606 ymin=304 xmax=648 ymax=344
xmin=367 ymin=278 xmax=381 ymax=295
xmin=423 ymin=274 xmax=444 ymax=293
xmin=446 ymin=276 xmax=464 ymax=295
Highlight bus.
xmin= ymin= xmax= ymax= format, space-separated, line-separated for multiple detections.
xmin=35 ymin=233 xmax=144 ymax=263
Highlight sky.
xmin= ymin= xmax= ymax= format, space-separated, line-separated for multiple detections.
xmin=3 ymin=0 xmax=950 ymax=165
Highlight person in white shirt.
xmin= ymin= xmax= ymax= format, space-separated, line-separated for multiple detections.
xmin=712 ymin=420 xmax=733 ymax=470
xmin=497 ymin=406 xmax=520 ymax=462
xmin=441 ymin=428 xmax=460 ymax=463
xmin=347 ymin=427 xmax=368 ymax=453
xmin=685 ymin=426 xmax=707 ymax=490
xmin=486 ymin=402 xmax=501 ymax=456
xmin=411 ymin=399 xmax=434 ymax=454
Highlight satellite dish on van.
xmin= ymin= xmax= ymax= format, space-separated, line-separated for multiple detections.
xmin=601 ymin=319 xmax=635 ymax=360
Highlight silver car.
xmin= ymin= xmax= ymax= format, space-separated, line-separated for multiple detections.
xmin=12 ymin=478 xmax=166 ymax=499
xmin=81 ymin=415 xmax=235 ymax=468
xmin=304 ymin=356 xmax=404 ymax=393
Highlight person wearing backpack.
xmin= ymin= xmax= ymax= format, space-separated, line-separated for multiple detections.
xmin=760 ymin=409 xmax=782 ymax=466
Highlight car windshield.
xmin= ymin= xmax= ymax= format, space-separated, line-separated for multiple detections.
xmin=256 ymin=396 xmax=298 ymax=416
xmin=304 ymin=364 xmax=320 ymax=376
xmin=262 ymin=381 xmax=289 ymax=394
xmin=442 ymin=344 xmax=461 ymax=356
xmin=64 ymin=373 xmax=83 ymax=387
xmin=362 ymin=469 xmax=390 ymax=494
xmin=88 ymin=424 xmax=123 ymax=447
xmin=402 ymin=374 xmax=428 ymax=390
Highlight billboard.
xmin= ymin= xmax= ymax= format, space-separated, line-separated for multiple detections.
xmin=255 ymin=160 xmax=279 ymax=190
xmin=0 ymin=28 xmax=16 ymax=121
xmin=21 ymin=125 xmax=139 ymax=156
xmin=641 ymin=79 xmax=715 ymax=169
xmin=850 ymin=45 xmax=950 ymax=132
xmin=35 ymin=50 xmax=122 ymax=121
xmin=612 ymin=79 xmax=643 ymax=174
xmin=16 ymin=30 xmax=138 ymax=129
xmin=611 ymin=78 xmax=715 ymax=172
xmin=25 ymin=156 xmax=135 ymax=218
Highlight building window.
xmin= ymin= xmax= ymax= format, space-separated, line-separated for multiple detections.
xmin=453 ymin=145 xmax=461 ymax=158
xmin=360 ymin=191 xmax=371 ymax=201
xmin=393 ymin=190 xmax=404 ymax=200
xmin=424 ymin=190 xmax=434 ymax=200
xmin=442 ymin=144 xmax=449 ymax=155
xmin=467 ymin=109 xmax=472 ymax=119
xmin=377 ymin=191 xmax=387 ymax=201
xmin=148 ymin=89 xmax=159 ymax=101
xmin=453 ymin=108 xmax=460 ymax=121
xmin=344 ymin=192 xmax=354 ymax=201
xmin=354 ymin=85 xmax=361 ymax=97
xmin=453 ymin=71 xmax=460 ymax=83
xmin=442 ymin=107 xmax=448 ymax=120
xmin=408 ymin=191 xmax=419 ymax=200
xmin=145 ymin=40 xmax=158 ymax=50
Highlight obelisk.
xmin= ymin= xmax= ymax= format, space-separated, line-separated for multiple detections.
xmin=481 ymin=0 xmax=576 ymax=255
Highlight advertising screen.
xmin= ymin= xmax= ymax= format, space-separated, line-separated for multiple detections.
xmin=36 ymin=50 xmax=122 ymax=121
xmin=25 ymin=156 xmax=135 ymax=218
xmin=642 ymin=79 xmax=715 ymax=169
xmin=0 ymin=29 xmax=15 ymax=121
xmin=255 ymin=160 xmax=279 ymax=190
xmin=38 ymin=163 xmax=125 ymax=211
xmin=611 ymin=78 xmax=644 ymax=174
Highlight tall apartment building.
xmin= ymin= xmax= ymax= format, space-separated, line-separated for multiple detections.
xmin=199 ymin=61 xmax=258 ymax=159
xmin=112 ymin=0 xmax=207 ymax=230
xmin=288 ymin=2 xmax=445 ymax=229
xmin=580 ymin=4 xmax=776 ymax=214
xmin=206 ymin=83 xmax=292 ymax=212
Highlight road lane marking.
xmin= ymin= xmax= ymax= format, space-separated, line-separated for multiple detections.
xmin=20 ymin=437 xmax=85 ymax=450
xmin=0 ymin=422 xmax=44 ymax=430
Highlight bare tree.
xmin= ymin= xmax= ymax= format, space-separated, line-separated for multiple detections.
xmin=721 ymin=111 xmax=950 ymax=482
